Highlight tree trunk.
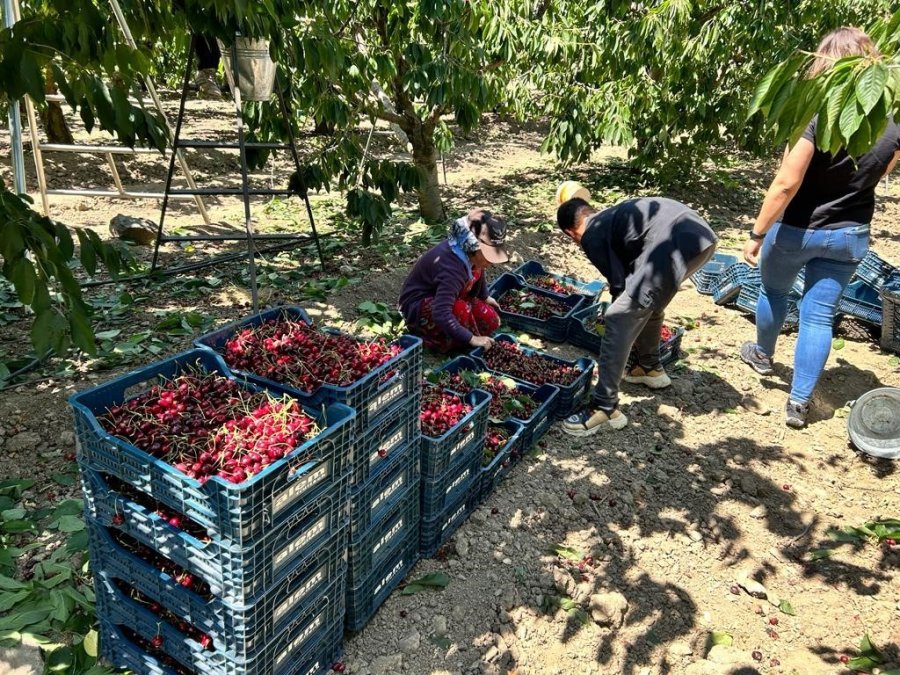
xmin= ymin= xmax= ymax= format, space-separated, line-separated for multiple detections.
xmin=408 ymin=121 xmax=444 ymax=222
xmin=40 ymin=69 xmax=73 ymax=144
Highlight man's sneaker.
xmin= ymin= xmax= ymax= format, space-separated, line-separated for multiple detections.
xmin=195 ymin=69 xmax=223 ymax=100
xmin=785 ymin=399 xmax=809 ymax=429
xmin=740 ymin=342 xmax=775 ymax=375
xmin=562 ymin=408 xmax=628 ymax=436
xmin=623 ymin=365 xmax=671 ymax=389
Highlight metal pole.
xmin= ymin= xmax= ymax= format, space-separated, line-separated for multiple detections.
xmin=2 ymin=0 xmax=25 ymax=194
xmin=231 ymin=38 xmax=260 ymax=312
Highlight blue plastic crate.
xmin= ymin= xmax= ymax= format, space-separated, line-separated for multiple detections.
xmin=70 ymin=349 xmax=355 ymax=545
xmin=839 ymin=278 xmax=883 ymax=325
xmin=419 ymin=488 xmax=476 ymax=559
xmin=511 ymin=260 xmax=606 ymax=303
xmin=350 ymin=394 xmax=420 ymax=488
xmin=431 ymin=356 xmax=559 ymax=450
xmin=471 ymin=334 xmax=595 ymax=420
xmin=345 ymin=521 xmax=419 ymax=632
xmin=489 ymin=273 xmax=585 ymax=342
xmin=476 ymin=421 xmax=525 ymax=505
xmin=349 ymin=439 xmax=419 ymax=537
xmin=881 ymin=275 xmax=900 ymax=354
xmin=855 ymin=250 xmax=896 ymax=291
xmin=713 ymin=263 xmax=755 ymax=305
xmin=420 ymin=386 xmax=490 ymax=479
xmin=96 ymin=570 xmax=345 ymax=675
xmin=84 ymin=472 xmax=348 ymax=604
xmin=567 ymin=302 xmax=607 ymax=353
xmin=420 ymin=445 xmax=481 ymax=522
xmin=194 ymin=305 xmax=423 ymax=435
xmin=348 ymin=481 xmax=419 ymax=587
xmin=87 ymin=514 xmax=345 ymax=663
xmin=691 ymin=253 xmax=738 ymax=295
xmin=735 ymin=286 xmax=800 ymax=328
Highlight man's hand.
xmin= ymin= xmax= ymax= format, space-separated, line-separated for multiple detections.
xmin=470 ymin=335 xmax=495 ymax=350
xmin=744 ymin=239 xmax=762 ymax=266
xmin=486 ymin=296 xmax=501 ymax=310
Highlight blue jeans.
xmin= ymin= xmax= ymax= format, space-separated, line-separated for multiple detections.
xmin=756 ymin=221 xmax=869 ymax=403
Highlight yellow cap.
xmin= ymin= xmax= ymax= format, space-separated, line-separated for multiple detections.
xmin=555 ymin=181 xmax=591 ymax=205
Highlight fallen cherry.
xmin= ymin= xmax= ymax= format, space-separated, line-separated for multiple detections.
xmin=782 ymin=484 xmax=791 ymax=491
xmin=754 ymin=605 xmax=763 ymax=615
xmin=64 ymin=452 xmax=76 ymax=462
xmin=332 ymin=663 xmax=346 ymax=674
xmin=399 ymin=610 xmax=407 ymax=618
xmin=751 ymin=650 xmax=762 ymax=661
xmin=885 ymin=538 xmax=896 ymax=547
xmin=770 ymin=658 xmax=780 ymax=666
xmin=768 ymin=630 xmax=779 ymax=640
xmin=150 ymin=635 xmax=164 ymax=649
xmin=491 ymin=507 xmax=499 ymax=515
xmin=769 ymin=616 xmax=779 ymax=625
xmin=199 ymin=634 xmax=213 ymax=650
xmin=839 ymin=655 xmax=849 ymax=664
xmin=729 ymin=585 xmax=740 ymax=595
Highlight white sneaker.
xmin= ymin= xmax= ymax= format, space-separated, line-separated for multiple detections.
xmin=623 ymin=366 xmax=671 ymax=390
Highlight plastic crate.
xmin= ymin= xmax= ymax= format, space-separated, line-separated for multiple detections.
xmin=349 ymin=439 xmax=419 ymax=537
xmin=735 ymin=285 xmax=800 ymax=328
xmin=420 ymin=387 xmax=490 ymax=479
xmin=420 ymin=446 xmax=481 ymax=522
xmin=471 ymin=334 xmax=595 ymax=420
xmin=96 ymin=569 xmax=345 ymax=675
xmin=691 ymin=253 xmax=738 ymax=295
xmin=350 ymin=394 xmax=420 ymax=488
xmin=345 ymin=524 xmax=419 ymax=632
xmin=87 ymin=515 xmax=345 ymax=663
xmin=419 ymin=489 xmax=476 ymax=559
xmin=712 ymin=263 xmax=755 ymax=305
xmin=70 ymin=349 xmax=355 ymax=544
xmin=348 ymin=481 xmax=419 ymax=587
xmin=84 ymin=472 xmax=348 ymax=603
xmin=431 ymin=356 xmax=559 ymax=450
xmin=476 ymin=421 xmax=525 ymax=505
xmin=839 ymin=278 xmax=883 ymax=325
xmin=511 ymin=260 xmax=606 ymax=303
xmin=880 ymin=276 xmax=900 ymax=354
xmin=567 ymin=302 xmax=607 ymax=353
xmin=489 ymin=273 xmax=585 ymax=342
xmin=856 ymin=250 xmax=896 ymax=291
xmin=194 ymin=305 xmax=423 ymax=434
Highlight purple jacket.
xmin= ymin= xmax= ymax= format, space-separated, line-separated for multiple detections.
xmin=399 ymin=240 xmax=488 ymax=345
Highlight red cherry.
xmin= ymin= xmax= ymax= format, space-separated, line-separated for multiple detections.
xmin=840 ymin=655 xmax=849 ymax=664
xmin=150 ymin=635 xmax=164 ymax=649
xmin=112 ymin=514 xmax=125 ymax=526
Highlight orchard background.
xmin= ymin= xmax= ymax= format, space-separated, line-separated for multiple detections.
xmin=0 ymin=2 xmax=899 ymax=674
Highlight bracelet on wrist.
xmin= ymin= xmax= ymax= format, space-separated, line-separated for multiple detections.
xmin=749 ymin=231 xmax=766 ymax=242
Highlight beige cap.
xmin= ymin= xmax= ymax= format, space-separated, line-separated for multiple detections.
xmin=556 ymin=181 xmax=591 ymax=205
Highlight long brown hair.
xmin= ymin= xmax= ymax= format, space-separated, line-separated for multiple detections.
xmin=809 ymin=27 xmax=881 ymax=77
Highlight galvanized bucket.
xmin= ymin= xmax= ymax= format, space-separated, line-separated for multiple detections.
xmin=218 ymin=37 xmax=276 ymax=101
xmin=847 ymin=387 xmax=900 ymax=460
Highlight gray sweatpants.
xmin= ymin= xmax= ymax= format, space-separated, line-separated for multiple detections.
xmin=591 ymin=244 xmax=716 ymax=413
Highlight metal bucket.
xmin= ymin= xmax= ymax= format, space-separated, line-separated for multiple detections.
xmin=218 ymin=37 xmax=276 ymax=101
xmin=847 ymin=387 xmax=900 ymax=460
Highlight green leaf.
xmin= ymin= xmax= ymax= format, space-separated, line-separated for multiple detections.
xmin=0 ymin=590 xmax=30 ymax=612
xmin=9 ymin=259 xmax=36 ymax=306
xmin=832 ymin=337 xmax=845 ymax=350
xmin=65 ymin=530 xmax=89 ymax=555
xmin=3 ymin=520 xmax=36 ymax=534
xmin=52 ymin=500 xmax=84 ymax=520
xmin=838 ymin=96 xmax=864 ymax=146
xmin=855 ymin=64 xmax=887 ymax=115
xmin=809 ymin=548 xmax=833 ymax=561
xmin=778 ymin=600 xmax=796 ymax=616
xmin=0 ymin=575 xmax=27 ymax=591
xmin=54 ymin=516 xmax=85 ymax=533
xmin=51 ymin=474 xmax=76 ymax=487
xmin=0 ymin=607 xmax=51 ymax=632
xmin=430 ymin=635 xmax=451 ymax=650
xmin=707 ymin=630 xmax=733 ymax=647
xmin=400 ymin=572 xmax=450 ymax=595
xmin=549 ymin=544 xmax=583 ymax=561
xmin=70 ymin=309 xmax=96 ymax=356
xmin=1 ymin=509 xmax=27 ymax=522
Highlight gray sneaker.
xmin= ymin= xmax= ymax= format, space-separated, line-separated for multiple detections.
xmin=785 ymin=399 xmax=809 ymax=429
xmin=740 ymin=342 xmax=774 ymax=375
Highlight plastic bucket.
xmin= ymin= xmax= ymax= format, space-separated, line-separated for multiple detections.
xmin=847 ymin=387 xmax=900 ymax=460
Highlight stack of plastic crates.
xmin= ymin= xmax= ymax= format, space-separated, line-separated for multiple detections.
xmin=192 ymin=305 xmax=425 ymax=634
xmin=691 ymin=253 xmax=738 ymax=295
xmin=838 ymin=278 xmax=882 ymax=327
xmin=854 ymin=251 xmax=896 ymax=291
xmin=70 ymin=349 xmax=355 ymax=675
xmin=419 ymin=384 xmax=491 ymax=557
xmin=713 ymin=263 xmax=753 ymax=305
xmin=880 ymin=272 xmax=900 ymax=354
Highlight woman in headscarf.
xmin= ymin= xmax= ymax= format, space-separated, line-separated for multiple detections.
xmin=399 ymin=209 xmax=510 ymax=352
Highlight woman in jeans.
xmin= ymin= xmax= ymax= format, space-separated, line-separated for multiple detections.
xmin=740 ymin=27 xmax=900 ymax=428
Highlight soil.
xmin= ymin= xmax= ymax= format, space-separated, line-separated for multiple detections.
xmin=1 ymin=97 xmax=899 ymax=675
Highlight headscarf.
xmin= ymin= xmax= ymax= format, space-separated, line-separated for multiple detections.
xmin=447 ymin=215 xmax=479 ymax=277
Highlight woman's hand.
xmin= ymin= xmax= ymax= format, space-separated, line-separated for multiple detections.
xmin=486 ymin=296 xmax=501 ymax=310
xmin=743 ymin=239 xmax=762 ymax=266
xmin=470 ymin=335 xmax=495 ymax=350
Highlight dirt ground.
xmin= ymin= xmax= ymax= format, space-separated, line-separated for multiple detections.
xmin=1 ymin=99 xmax=899 ymax=675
